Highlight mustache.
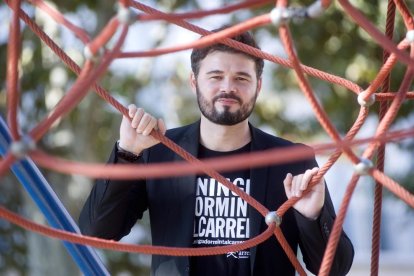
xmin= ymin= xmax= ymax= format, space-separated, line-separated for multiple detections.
xmin=213 ymin=93 xmax=242 ymax=103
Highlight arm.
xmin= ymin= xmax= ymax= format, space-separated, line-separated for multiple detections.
xmin=78 ymin=145 xmax=148 ymax=240
xmin=283 ymin=159 xmax=354 ymax=275
xmin=294 ymin=189 xmax=354 ymax=275
xmin=79 ymin=104 xmax=166 ymax=240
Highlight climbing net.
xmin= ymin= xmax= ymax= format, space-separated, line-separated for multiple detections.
xmin=2 ymin=0 xmax=414 ymax=275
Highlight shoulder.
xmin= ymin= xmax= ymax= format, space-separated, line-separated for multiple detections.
xmin=165 ymin=122 xmax=199 ymax=140
xmin=143 ymin=121 xmax=200 ymax=160
xmin=251 ymin=125 xmax=313 ymax=152
xmin=251 ymin=127 xmax=315 ymax=163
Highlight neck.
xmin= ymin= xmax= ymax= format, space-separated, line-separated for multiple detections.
xmin=199 ymin=116 xmax=251 ymax=151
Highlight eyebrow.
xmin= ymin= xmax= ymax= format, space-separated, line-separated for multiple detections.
xmin=206 ymin=70 xmax=253 ymax=79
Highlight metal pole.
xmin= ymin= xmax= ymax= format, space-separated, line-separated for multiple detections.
xmin=0 ymin=116 xmax=109 ymax=275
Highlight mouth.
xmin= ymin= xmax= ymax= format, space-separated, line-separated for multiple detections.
xmin=214 ymin=94 xmax=241 ymax=106
xmin=216 ymin=98 xmax=239 ymax=105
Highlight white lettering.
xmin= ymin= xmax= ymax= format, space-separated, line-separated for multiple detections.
xmin=195 ymin=197 xmax=203 ymax=216
xmin=216 ymin=218 xmax=225 ymax=237
xmin=236 ymin=198 xmax=247 ymax=217
xmin=198 ymin=216 xmax=206 ymax=237
xmin=194 ymin=217 xmax=250 ymax=239
xmin=216 ymin=197 xmax=229 ymax=216
xmin=193 ymin=177 xmax=252 ymax=241
xmin=236 ymin=218 xmax=246 ymax=238
xmin=232 ymin=178 xmax=244 ymax=196
xmin=205 ymin=218 xmax=215 ymax=237
xmin=217 ymin=180 xmax=230 ymax=196
xmin=225 ymin=218 xmax=236 ymax=238
xmin=204 ymin=197 xmax=214 ymax=216
xmin=197 ymin=178 xmax=208 ymax=196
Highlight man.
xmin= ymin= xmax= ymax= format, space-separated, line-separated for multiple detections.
xmin=79 ymin=29 xmax=354 ymax=275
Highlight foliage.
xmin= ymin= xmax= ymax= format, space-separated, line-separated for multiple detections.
xmin=0 ymin=0 xmax=413 ymax=274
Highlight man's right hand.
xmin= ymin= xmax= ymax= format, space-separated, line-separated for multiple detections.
xmin=119 ymin=104 xmax=167 ymax=155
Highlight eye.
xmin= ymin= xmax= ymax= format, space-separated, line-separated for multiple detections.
xmin=210 ymin=75 xmax=223 ymax=80
xmin=235 ymin=76 xmax=248 ymax=82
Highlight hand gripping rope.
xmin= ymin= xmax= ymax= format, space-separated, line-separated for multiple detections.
xmin=2 ymin=1 xmax=414 ymax=276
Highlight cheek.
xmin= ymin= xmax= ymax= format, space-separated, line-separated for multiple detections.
xmin=200 ymin=82 xmax=220 ymax=95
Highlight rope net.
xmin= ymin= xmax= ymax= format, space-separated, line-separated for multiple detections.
xmin=2 ymin=0 xmax=414 ymax=275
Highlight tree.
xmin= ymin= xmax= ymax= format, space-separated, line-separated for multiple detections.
xmin=1 ymin=0 xmax=413 ymax=274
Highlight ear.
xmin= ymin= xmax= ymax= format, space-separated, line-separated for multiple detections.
xmin=190 ymin=72 xmax=197 ymax=94
xmin=257 ymin=77 xmax=263 ymax=95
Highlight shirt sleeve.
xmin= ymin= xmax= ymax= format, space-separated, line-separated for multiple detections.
xmin=78 ymin=142 xmax=148 ymax=241
xmin=294 ymin=187 xmax=354 ymax=275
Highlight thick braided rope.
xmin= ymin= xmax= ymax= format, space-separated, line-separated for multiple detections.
xmin=338 ymin=0 xmax=414 ymax=67
xmin=128 ymin=0 xmax=362 ymax=93
xmin=371 ymin=1 xmax=396 ymax=274
xmin=363 ymin=67 xmax=414 ymax=160
xmin=137 ymin=0 xmax=273 ymax=21
xmin=1 ymin=0 xmax=282 ymax=262
xmin=28 ymin=125 xmax=412 ymax=180
xmin=6 ymin=0 xmax=21 ymax=140
xmin=393 ymin=0 xmax=414 ymax=30
xmin=0 ymin=205 xmax=275 ymax=256
xmin=30 ymin=0 xmax=90 ymax=43
xmin=318 ymin=174 xmax=360 ymax=276
xmin=277 ymin=106 xmax=369 ymax=217
xmin=1 ymin=1 xmax=414 ymax=275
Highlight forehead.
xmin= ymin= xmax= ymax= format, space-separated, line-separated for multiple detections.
xmin=198 ymin=51 xmax=256 ymax=74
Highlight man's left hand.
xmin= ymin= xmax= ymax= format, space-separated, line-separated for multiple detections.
xmin=283 ymin=167 xmax=325 ymax=220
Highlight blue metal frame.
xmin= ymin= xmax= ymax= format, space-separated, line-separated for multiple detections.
xmin=0 ymin=116 xmax=109 ymax=275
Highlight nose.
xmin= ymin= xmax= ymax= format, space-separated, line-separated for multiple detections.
xmin=220 ymin=77 xmax=236 ymax=93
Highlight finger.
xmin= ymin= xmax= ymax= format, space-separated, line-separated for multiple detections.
xmin=303 ymin=167 xmax=321 ymax=190
xmin=283 ymin=173 xmax=293 ymax=198
xmin=142 ymin=117 xmax=157 ymax=136
xmin=131 ymin=108 xmax=144 ymax=128
xmin=128 ymin=104 xmax=137 ymax=118
xmin=158 ymin=119 xmax=167 ymax=135
xmin=300 ymin=168 xmax=318 ymax=191
xmin=136 ymin=113 xmax=152 ymax=134
xmin=292 ymin=174 xmax=303 ymax=197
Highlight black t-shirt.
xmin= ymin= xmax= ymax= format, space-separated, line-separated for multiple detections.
xmin=191 ymin=143 xmax=251 ymax=276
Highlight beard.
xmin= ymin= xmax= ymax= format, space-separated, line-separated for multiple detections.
xmin=196 ymin=83 xmax=258 ymax=126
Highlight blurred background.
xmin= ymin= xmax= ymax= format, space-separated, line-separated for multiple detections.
xmin=0 ymin=0 xmax=413 ymax=275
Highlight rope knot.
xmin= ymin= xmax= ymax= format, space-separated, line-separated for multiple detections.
xmin=83 ymin=45 xmax=104 ymax=62
xmin=265 ymin=211 xmax=282 ymax=226
xmin=354 ymin=158 xmax=374 ymax=175
xmin=117 ymin=4 xmax=135 ymax=25
xmin=270 ymin=1 xmax=324 ymax=26
xmin=357 ymin=90 xmax=376 ymax=107
xmin=10 ymin=135 xmax=36 ymax=159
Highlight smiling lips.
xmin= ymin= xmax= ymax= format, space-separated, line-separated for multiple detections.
xmin=214 ymin=94 xmax=241 ymax=106
xmin=216 ymin=98 xmax=239 ymax=106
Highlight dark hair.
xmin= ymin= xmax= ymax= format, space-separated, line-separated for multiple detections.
xmin=190 ymin=26 xmax=264 ymax=78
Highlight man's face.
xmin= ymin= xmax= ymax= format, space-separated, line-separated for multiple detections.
xmin=191 ymin=51 xmax=261 ymax=126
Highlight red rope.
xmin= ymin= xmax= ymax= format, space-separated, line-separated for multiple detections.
xmin=137 ymin=0 xmax=273 ymax=21
xmin=119 ymin=14 xmax=272 ymax=58
xmin=362 ymin=40 xmax=408 ymax=101
xmin=371 ymin=2 xmax=396 ymax=274
xmin=6 ymin=0 xmax=21 ymax=140
xmin=128 ymin=0 xmax=362 ymax=94
xmin=0 ymin=205 xmax=275 ymax=256
xmin=338 ymin=0 xmax=414 ymax=67
xmin=29 ymin=126 xmax=414 ymax=181
xmin=393 ymin=0 xmax=414 ymax=30
xmin=29 ymin=0 xmax=90 ymax=44
xmin=1 ymin=0 xmax=414 ymax=274
xmin=318 ymin=174 xmax=361 ymax=276
xmin=363 ymin=66 xmax=414 ymax=160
